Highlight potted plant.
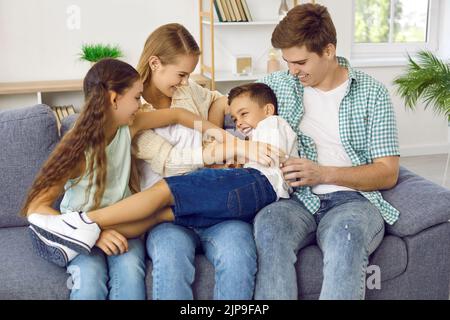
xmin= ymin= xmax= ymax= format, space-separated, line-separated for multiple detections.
xmin=394 ymin=50 xmax=450 ymax=185
xmin=79 ymin=43 xmax=124 ymax=64
xmin=394 ymin=50 xmax=450 ymax=119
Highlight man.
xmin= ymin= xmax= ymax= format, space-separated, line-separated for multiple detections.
xmin=254 ymin=3 xmax=400 ymax=300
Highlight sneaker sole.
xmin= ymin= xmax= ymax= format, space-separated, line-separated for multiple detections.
xmin=29 ymin=227 xmax=69 ymax=267
xmin=29 ymin=223 xmax=91 ymax=255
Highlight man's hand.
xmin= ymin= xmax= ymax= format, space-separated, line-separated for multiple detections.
xmin=241 ymin=140 xmax=286 ymax=167
xmin=280 ymin=156 xmax=400 ymax=191
xmin=95 ymin=229 xmax=129 ymax=256
xmin=281 ymin=157 xmax=325 ymax=187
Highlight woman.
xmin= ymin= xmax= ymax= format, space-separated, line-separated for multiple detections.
xmin=134 ymin=23 xmax=257 ymax=300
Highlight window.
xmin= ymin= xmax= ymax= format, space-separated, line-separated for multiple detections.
xmin=352 ymin=0 xmax=439 ymax=61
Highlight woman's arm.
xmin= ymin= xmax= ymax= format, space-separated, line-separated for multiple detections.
xmin=130 ymin=108 xmax=228 ymax=140
xmin=202 ymin=139 xmax=284 ymax=168
xmin=131 ymin=108 xmax=231 ymax=145
xmin=207 ymin=96 xmax=229 ymax=128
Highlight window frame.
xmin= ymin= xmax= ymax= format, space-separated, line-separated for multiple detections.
xmin=351 ymin=0 xmax=440 ymax=61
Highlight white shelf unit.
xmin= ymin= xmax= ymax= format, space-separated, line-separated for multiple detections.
xmin=201 ymin=20 xmax=279 ymax=26
xmin=203 ymin=70 xmax=266 ymax=82
xmin=0 ymin=80 xmax=85 ymax=111
xmin=199 ymin=0 xmax=299 ymax=90
xmin=0 ymin=75 xmax=211 ymax=111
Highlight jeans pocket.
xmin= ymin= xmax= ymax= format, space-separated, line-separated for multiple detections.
xmin=227 ymin=182 xmax=260 ymax=218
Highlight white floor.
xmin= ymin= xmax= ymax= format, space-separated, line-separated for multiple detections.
xmin=400 ymin=153 xmax=450 ymax=188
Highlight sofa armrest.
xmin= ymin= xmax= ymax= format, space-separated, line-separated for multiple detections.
xmin=60 ymin=114 xmax=78 ymax=135
xmin=381 ymin=166 xmax=450 ymax=237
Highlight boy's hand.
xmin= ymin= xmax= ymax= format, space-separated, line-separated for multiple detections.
xmin=95 ymin=229 xmax=129 ymax=256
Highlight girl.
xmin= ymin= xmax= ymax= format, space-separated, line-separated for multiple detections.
xmin=21 ymin=58 xmax=249 ymax=299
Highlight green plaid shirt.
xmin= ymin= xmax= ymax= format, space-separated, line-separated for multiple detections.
xmin=259 ymin=57 xmax=400 ymax=225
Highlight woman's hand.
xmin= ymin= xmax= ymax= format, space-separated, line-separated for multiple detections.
xmin=238 ymin=140 xmax=286 ymax=167
xmin=95 ymin=229 xmax=129 ymax=256
xmin=203 ymin=127 xmax=233 ymax=144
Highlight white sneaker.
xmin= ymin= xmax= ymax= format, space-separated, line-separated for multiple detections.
xmin=29 ymin=226 xmax=79 ymax=267
xmin=28 ymin=211 xmax=100 ymax=255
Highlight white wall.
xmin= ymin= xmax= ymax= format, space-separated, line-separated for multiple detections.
xmin=0 ymin=0 xmax=199 ymax=81
xmin=0 ymin=0 xmax=448 ymax=156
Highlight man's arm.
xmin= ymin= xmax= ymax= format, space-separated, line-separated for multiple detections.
xmin=282 ymin=156 xmax=399 ymax=191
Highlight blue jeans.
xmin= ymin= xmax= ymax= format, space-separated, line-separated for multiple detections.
xmin=67 ymin=238 xmax=146 ymax=300
xmin=164 ymin=168 xmax=276 ymax=228
xmin=254 ymin=191 xmax=385 ymax=300
xmin=146 ymin=220 xmax=257 ymax=300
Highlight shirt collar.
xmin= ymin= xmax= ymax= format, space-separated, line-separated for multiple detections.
xmin=337 ymin=56 xmax=357 ymax=83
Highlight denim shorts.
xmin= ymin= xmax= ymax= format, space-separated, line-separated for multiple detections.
xmin=164 ymin=168 xmax=277 ymax=228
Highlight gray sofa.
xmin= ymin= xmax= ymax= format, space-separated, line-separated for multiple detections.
xmin=1 ymin=104 xmax=449 ymax=300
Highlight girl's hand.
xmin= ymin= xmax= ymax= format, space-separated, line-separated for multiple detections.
xmin=95 ymin=229 xmax=129 ymax=256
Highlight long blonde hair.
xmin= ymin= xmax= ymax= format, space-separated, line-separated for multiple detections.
xmin=136 ymin=23 xmax=201 ymax=85
xmin=21 ymin=59 xmax=140 ymax=215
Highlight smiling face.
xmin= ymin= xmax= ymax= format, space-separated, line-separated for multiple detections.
xmin=230 ymin=95 xmax=274 ymax=136
xmin=150 ymin=54 xmax=199 ymax=98
xmin=282 ymin=44 xmax=335 ymax=88
xmin=113 ymin=79 xmax=144 ymax=126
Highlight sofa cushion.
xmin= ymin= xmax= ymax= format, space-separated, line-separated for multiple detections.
xmin=0 ymin=225 xmax=216 ymax=299
xmin=296 ymin=235 xmax=408 ymax=298
xmin=0 ymin=105 xmax=59 ymax=228
xmin=0 ymin=226 xmax=70 ymax=299
xmin=382 ymin=167 xmax=450 ymax=237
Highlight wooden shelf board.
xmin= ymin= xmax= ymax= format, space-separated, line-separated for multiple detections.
xmin=0 ymin=79 xmax=83 ymax=95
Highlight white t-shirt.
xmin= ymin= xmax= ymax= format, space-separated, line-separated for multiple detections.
xmin=300 ymin=79 xmax=355 ymax=194
xmin=245 ymin=115 xmax=299 ymax=199
xmin=138 ymin=124 xmax=203 ymax=190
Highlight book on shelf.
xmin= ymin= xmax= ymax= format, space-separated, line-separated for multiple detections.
xmin=224 ymin=0 xmax=237 ymax=21
xmin=236 ymin=0 xmax=248 ymax=22
xmin=213 ymin=0 xmax=254 ymax=23
xmin=240 ymin=0 xmax=253 ymax=22
xmin=213 ymin=0 xmax=227 ymax=22
xmin=220 ymin=0 xmax=232 ymax=21
xmin=230 ymin=0 xmax=244 ymax=22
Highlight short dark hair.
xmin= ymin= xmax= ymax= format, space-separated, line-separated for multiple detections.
xmin=271 ymin=3 xmax=336 ymax=56
xmin=228 ymin=83 xmax=278 ymax=115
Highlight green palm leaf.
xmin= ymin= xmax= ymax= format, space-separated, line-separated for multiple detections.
xmin=394 ymin=50 xmax=450 ymax=118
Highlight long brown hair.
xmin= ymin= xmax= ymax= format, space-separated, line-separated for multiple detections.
xmin=271 ymin=3 xmax=336 ymax=55
xmin=21 ymin=58 xmax=140 ymax=215
xmin=136 ymin=23 xmax=200 ymax=85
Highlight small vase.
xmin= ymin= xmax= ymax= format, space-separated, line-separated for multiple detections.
xmin=278 ymin=0 xmax=289 ymax=21
xmin=267 ymin=48 xmax=281 ymax=73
